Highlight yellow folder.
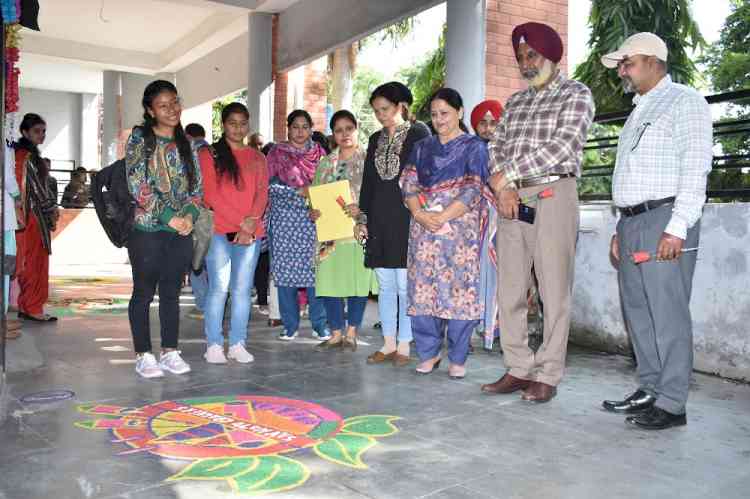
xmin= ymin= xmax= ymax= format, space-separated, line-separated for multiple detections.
xmin=308 ymin=180 xmax=355 ymax=242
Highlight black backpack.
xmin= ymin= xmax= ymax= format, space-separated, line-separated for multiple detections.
xmin=91 ymin=129 xmax=154 ymax=248
xmin=91 ymin=158 xmax=136 ymax=248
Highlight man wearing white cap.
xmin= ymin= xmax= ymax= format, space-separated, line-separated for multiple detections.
xmin=600 ymin=33 xmax=713 ymax=429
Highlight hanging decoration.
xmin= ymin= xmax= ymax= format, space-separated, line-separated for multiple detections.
xmin=5 ymin=23 xmax=21 ymax=114
xmin=2 ymin=0 xmax=23 ymax=144
xmin=0 ymin=0 xmax=21 ymax=24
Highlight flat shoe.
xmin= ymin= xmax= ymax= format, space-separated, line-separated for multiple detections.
xmin=18 ymin=311 xmax=57 ymax=322
xmin=448 ymin=364 xmax=466 ymax=379
xmin=315 ymin=339 xmax=343 ymax=351
xmin=367 ymin=351 xmax=396 ymax=364
xmin=342 ymin=336 xmax=357 ymax=352
xmin=415 ymin=358 xmax=441 ymax=375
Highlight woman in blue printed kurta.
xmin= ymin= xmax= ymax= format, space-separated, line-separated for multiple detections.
xmin=401 ymin=88 xmax=491 ymax=379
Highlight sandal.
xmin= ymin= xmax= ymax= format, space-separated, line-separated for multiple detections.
xmin=18 ymin=311 xmax=57 ymax=322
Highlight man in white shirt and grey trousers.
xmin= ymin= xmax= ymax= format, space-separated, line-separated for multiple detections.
xmin=599 ymin=33 xmax=713 ymax=430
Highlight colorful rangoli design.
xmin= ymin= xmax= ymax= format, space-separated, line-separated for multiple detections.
xmin=76 ymin=395 xmax=399 ymax=495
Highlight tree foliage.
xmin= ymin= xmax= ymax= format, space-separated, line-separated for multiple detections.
xmin=699 ymin=0 xmax=750 ymax=199
xmin=574 ymin=0 xmax=705 ymax=114
xmin=211 ymin=89 xmax=247 ymax=142
xmin=352 ymin=66 xmax=385 ymax=144
xmin=701 ymin=0 xmax=750 ymax=94
xmin=397 ymin=24 xmax=446 ymax=122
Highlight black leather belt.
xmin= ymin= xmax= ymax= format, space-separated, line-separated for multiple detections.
xmin=516 ymin=172 xmax=575 ymax=188
xmin=619 ymin=196 xmax=675 ymax=217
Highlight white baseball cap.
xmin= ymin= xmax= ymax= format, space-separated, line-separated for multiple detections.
xmin=601 ymin=32 xmax=668 ymax=68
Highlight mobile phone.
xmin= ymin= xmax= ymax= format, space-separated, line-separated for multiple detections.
xmin=518 ymin=203 xmax=536 ymax=224
xmin=226 ymin=232 xmax=237 ymax=242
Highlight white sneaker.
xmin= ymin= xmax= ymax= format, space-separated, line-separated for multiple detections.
xmin=204 ymin=344 xmax=228 ymax=364
xmin=135 ymin=352 xmax=164 ymax=379
xmin=279 ymin=331 xmax=298 ymax=341
xmin=159 ymin=350 xmax=191 ymax=374
xmin=313 ymin=329 xmax=332 ymax=341
xmin=228 ymin=343 xmax=254 ymax=363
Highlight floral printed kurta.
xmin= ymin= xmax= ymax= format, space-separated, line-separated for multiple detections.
xmin=401 ymin=134 xmax=490 ymax=320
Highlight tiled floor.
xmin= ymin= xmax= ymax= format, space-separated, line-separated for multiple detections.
xmin=1 ymin=278 xmax=748 ymax=498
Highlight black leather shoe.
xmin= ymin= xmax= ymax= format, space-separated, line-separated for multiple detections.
xmin=602 ymin=390 xmax=656 ymax=414
xmin=626 ymin=406 xmax=686 ymax=430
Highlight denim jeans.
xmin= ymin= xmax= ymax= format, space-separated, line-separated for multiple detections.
xmin=189 ymin=268 xmax=209 ymax=311
xmin=127 ymin=230 xmax=192 ymax=353
xmin=204 ymin=235 xmax=261 ymax=347
xmin=277 ymin=285 xmax=326 ymax=336
xmin=322 ymin=296 xmax=368 ymax=331
xmin=374 ymin=268 xmax=412 ymax=342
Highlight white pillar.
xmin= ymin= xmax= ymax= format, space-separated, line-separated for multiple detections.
xmin=445 ymin=0 xmax=486 ymax=132
xmin=247 ymin=13 xmax=274 ymax=140
xmin=80 ymin=93 xmax=100 ymax=170
xmin=101 ymin=71 xmax=121 ymax=165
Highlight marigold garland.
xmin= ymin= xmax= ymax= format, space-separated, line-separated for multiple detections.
xmin=4 ymin=23 xmax=22 ymax=114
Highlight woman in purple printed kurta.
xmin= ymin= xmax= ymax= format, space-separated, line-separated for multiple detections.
xmin=401 ymin=88 xmax=491 ymax=379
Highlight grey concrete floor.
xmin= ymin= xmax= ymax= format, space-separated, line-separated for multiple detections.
xmin=1 ymin=280 xmax=749 ymax=499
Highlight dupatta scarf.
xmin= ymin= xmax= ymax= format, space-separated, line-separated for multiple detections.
xmin=266 ymin=140 xmax=325 ymax=188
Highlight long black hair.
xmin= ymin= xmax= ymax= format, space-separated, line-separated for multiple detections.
xmin=141 ymin=80 xmax=197 ymax=192
xmin=213 ymin=102 xmax=250 ymax=188
xmin=429 ymin=87 xmax=469 ymax=133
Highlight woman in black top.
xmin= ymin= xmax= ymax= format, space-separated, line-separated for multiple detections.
xmin=357 ymin=82 xmax=430 ymax=367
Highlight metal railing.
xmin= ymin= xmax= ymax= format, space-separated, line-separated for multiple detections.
xmin=48 ymin=160 xmax=94 ymax=208
xmin=579 ymin=88 xmax=750 ymax=202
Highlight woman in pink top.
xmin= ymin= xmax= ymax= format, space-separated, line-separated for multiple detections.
xmin=199 ymin=102 xmax=269 ymax=364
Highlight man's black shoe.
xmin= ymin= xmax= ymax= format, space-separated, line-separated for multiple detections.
xmin=602 ymin=389 xmax=656 ymax=414
xmin=626 ymin=406 xmax=686 ymax=430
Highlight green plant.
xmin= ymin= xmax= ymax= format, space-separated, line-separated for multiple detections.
xmin=573 ymin=0 xmax=705 ymax=114
xmin=397 ymin=23 xmax=446 ymax=122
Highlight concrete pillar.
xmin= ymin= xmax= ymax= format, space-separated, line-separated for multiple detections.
xmin=101 ymin=71 xmax=121 ymax=165
xmin=445 ymin=0 xmax=486 ymax=132
xmin=247 ymin=13 xmax=274 ymax=140
xmin=80 ymin=93 xmax=100 ymax=170
xmin=101 ymin=71 xmax=177 ymax=163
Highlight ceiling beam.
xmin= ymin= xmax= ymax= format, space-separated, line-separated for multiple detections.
xmin=201 ymin=0 xmax=263 ymax=9
xmin=23 ymin=34 xmax=164 ymax=74
xmin=159 ymin=12 xmax=247 ymax=72
xmin=277 ymin=0 xmax=441 ymax=71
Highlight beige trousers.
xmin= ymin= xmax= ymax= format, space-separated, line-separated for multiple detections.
xmin=496 ymin=178 xmax=578 ymax=386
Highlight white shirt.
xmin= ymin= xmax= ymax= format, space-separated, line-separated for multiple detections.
xmin=612 ymin=75 xmax=713 ymax=239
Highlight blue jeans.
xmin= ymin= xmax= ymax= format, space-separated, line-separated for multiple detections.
xmin=204 ymin=235 xmax=261 ymax=347
xmin=322 ymin=296 xmax=368 ymax=331
xmin=374 ymin=268 xmax=412 ymax=342
xmin=277 ymin=286 xmax=326 ymax=336
xmin=189 ymin=268 xmax=209 ymax=311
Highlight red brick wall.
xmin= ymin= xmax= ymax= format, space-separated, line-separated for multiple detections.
xmin=272 ymin=14 xmax=288 ymax=143
xmin=303 ymin=59 xmax=328 ymax=133
xmin=485 ymin=0 xmax=569 ymax=105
